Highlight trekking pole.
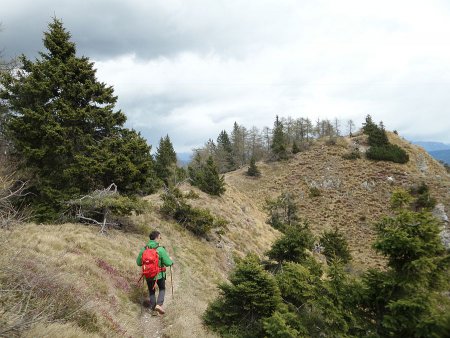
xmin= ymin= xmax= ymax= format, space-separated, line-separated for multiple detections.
xmin=140 ymin=275 xmax=145 ymax=315
xmin=170 ymin=265 xmax=174 ymax=298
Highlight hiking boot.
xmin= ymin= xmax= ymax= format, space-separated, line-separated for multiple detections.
xmin=154 ymin=304 xmax=165 ymax=315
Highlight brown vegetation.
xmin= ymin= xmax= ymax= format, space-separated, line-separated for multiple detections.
xmin=1 ymin=133 xmax=448 ymax=336
xmin=226 ymin=133 xmax=450 ymax=271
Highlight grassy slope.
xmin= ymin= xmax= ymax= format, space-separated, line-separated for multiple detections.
xmin=227 ymin=133 xmax=450 ymax=270
xmin=1 ymin=133 xmax=448 ymax=337
xmin=0 ymin=183 xmax=278 ymax=337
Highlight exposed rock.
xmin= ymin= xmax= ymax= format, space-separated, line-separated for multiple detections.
xmin=306 ymin=177 xmax=341 ymax=190
xmin=322 ymin=178 xmax=341 ymax=189
xmin=433 ymin=203 xmax=450 ymax=249
xmin=361 ymin=180 xmax=376 ymax=191
xmin=417 ymin=153 xmax=428 ymax=173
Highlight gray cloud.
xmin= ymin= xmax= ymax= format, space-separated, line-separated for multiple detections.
xmin=2 ymin=0 xmax=450 ymax=152
xmin=2 ymin=0 xmax=303 ymax=60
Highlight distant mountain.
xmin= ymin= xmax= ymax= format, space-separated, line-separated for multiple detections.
xmin=412 ymin=141 xmax=450 ymax=152
xmin=429 ymin=149 xmax=450 ymax=164
xmin=411 ymin=141 xmax=450 ymax=164
xmin=177 ymin=152 xmax=192 ymax=166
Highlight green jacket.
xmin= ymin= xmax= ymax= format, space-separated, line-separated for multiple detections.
xmin=136 ymin=240 xmax=173 ymax=280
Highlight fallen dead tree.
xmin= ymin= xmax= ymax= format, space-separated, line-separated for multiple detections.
xmin=67 ymin=183 xmax=149 ymax=234
xmin=0 ymin=171 xmax=29 ymax=228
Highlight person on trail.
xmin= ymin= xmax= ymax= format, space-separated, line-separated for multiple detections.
xmin=136 ymin=230 xmax=173 ymax=315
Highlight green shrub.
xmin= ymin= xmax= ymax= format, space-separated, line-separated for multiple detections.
xmin=214 ymin=217 xmax=229 ymax=228
xmin=185 ymin=190 xmax=199 ymax=199
xmin=409 ymin=182 xmax=437 ymax=211
xmin=267 ymin=224 xmax=315 ymax=264
xmin=362 ymin=115 xmax=409 ymax=164
xmin=366 ymin=144 xmax=409 ymax=163
xmin=160 ymin=188 xmax=223 ymax=236
xmin=390 ymin=189 xmax=413 ymax=211
xmin=342 ymin=150 xmax=361 ymax=160
xmin=309 ymin=187 xmax=321 ymax=198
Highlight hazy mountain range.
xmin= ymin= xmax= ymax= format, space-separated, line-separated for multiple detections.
xmin=412 ymin=141 xmax=450 ymax=164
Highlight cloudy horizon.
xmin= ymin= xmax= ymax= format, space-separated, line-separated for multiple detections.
xmin=2 ymin=0 xmax=450 ymax=153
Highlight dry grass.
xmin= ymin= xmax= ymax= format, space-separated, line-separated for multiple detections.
xmin=135 ymin=184 xmax=280 ymax=337
xmin=0 ymin=222 xmax=147 ymax=337
xmin=1 ymin=134 xmax=448 ymax=337
xmin=225 ymin=133 xmax=450 ymax=271
xmin=0 ymin=184 xmax=278 ymax=337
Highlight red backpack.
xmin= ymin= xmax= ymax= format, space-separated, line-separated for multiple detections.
xmin=141 ymin=246 xmax=165 ymax=279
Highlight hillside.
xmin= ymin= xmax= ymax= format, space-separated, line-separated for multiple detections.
xmin=226 ymin=133 xmax=450 ymax=270
xmin=1 ymin=133 xmax=449 ymax=337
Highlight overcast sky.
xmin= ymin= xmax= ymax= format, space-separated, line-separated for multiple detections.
xmin=2 ymin=0 xmax=450 ymax=153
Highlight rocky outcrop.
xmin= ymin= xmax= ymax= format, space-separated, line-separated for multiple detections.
xmin=417 ymin=153 xmax=429 ymax=173
xmin=433 ymin=203 xmax=450 ymax=249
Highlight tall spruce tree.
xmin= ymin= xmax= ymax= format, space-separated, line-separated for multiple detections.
xmin=188 ymin=152 xmax=204 ymax=187
xmin=188 ymin=155 xmax=225 ymax=196
xmin=362 ymin=209 xmax=450 ymax=337
xmin=0 ymin=18 xmax=156 ymax=219
xmin=201 ymin=156 xmax=226 ymax=196
xmin=154 ymin=135 xmax=177 ymax=186
xmin=216 ymin=130 xmax=235 ymax=172
xmin=230 ymin=121 xmax=246 ymax=167
xmin=271 ymin=115 xmax=288 ymax=160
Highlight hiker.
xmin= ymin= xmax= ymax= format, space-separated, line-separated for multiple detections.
xmin=136 ymin=230 xmax=173 ymax=315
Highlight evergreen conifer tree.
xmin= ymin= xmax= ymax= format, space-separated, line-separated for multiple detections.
xmin=154 ymin=135 xmax=177 ymax=186
xmin=292 ymin=140 xmax=300 ymax=154
xmin=319 ymin=228 xmax=352 ymax=264
xmin=188 ymin=154 xmax=225 ymax=195
xmin=0 ymin=19 xmax=156 ymax=219
xmin=267 ymin=224 xmax=315 ymax=264
xmin=271 ymin=115 xmax=288 ymax=160
xmin=362 ymin=114 xmax=376 ymax=135
xmin=246 ymin=156 xmax=260 ymax=177
xmin=230 ymin=121 xmax=246 ymax=167
xmin=362 ymin=210 xmax=449 ymax=337
xmin=216 ymin=130 xmax=235 ymax=172
xmin=204 ymin=254 xmax=282 ymax=337
xmin=188 ymin=152 xmax=204 ymax=187
xmin=201 ymin=156 xmax=226 ymax=196
xmin=362 ymin=115 xmax=409 ymax=163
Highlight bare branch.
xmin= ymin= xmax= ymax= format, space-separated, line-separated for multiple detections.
xmin=0 ymin=171 xmax=30 ymax=228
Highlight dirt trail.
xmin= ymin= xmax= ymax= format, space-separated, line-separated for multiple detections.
xmin=140 ymin=266 xmax=180 ymax=338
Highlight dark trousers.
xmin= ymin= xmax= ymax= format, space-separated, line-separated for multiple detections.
xmin=146 ymin=277 xmax=165 ymax=310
